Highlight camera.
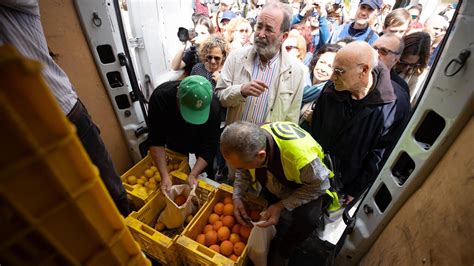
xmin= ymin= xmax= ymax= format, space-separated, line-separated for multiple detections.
xmin=177 ymin=27 xmax=198 ymax=42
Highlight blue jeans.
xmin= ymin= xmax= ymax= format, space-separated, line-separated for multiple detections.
xmin=68 ymin=100 xmax=130 ymax=216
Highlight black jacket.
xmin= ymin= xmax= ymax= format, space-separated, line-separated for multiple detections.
xmin=147 ymin=80 xmax=221 ymax=165
xmin=311 ymin=64 xmax=410 ymax=197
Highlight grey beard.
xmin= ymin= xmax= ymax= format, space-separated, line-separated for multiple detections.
xmin=253 ymin=42 xmax=280 ymax=61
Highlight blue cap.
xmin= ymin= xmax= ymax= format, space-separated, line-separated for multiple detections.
xmin=359 ymin=0 xmax=383 ymax=10
xmin=221 ymin=11 xmax=237 ymax=23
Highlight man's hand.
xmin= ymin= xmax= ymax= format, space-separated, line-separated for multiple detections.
xmin=240 ymin=80 xmax=268 ymax=97
xmin=233 ymin=197 xmax=251 ymax=225
xmin=303 ymin=108 xmax=313 ymax=122
xmin=211 ymin=70 xmax=221 ymax=82
xmin=257 ymin=201 xmax=285 ymax=227
xmin=160 ymin=175 xmax=172 ymax=195
xmin=188 ymin=174 xmax=198 ymax=188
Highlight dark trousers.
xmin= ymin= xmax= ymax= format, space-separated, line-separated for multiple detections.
xmin=67 ymin=100 xmax=130 ymax=216
xmin=260 ymin=186 xmax=324 ymax=258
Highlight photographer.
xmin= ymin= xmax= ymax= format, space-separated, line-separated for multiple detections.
xmin=171 ymin=16 xmax=215 ymax=75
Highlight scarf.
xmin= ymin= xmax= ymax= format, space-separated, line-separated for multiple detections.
xmin=302 ymin=81 xmax=327 ymax=104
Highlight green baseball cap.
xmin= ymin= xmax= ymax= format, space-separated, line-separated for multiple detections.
xmin=178 ymin=75 xmax=213 ymax=125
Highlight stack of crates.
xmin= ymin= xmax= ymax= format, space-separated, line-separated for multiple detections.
xmin=0 ymin=46 xmax=149 ymax=265
xmin=177 ymin=184 xmax=267 ymax=265
xmin=121 ymin=151 xmax=189 ymax=211
xmin=125 ymin=171 xmax=215 ymax=265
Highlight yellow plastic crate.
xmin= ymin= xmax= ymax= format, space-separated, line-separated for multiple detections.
xmin=177 ymin=184 xmax=267 ymax=266
xmin=0 ymin=45 xmax=150 ymax=265
xmin=122 ymin=151 xmax=189 ymax=210
xmin=125 ymin=173 xmax=215 ymax=265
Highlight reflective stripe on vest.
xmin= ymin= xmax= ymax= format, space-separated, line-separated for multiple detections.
xmin=261 ymin=122 xmax=328 ymax=183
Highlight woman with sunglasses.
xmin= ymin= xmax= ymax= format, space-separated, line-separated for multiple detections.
xmin=191 ymin=35 xmax=230 ymax=89
xmin=282 ymin=30 xmax=308 ymax=62
xmin=394 ymin=31 xmax=431 ymax=103
xmin=299 ymin=44 xmax=341 ymax=131
xmin=225 ymin=17 xmax=253 ymax=50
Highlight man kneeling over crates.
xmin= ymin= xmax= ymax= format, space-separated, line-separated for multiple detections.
xmin=220 ymin=121 xmax=339 ymax=265
xmin=148 ymin=75 xmax=221 ymax=195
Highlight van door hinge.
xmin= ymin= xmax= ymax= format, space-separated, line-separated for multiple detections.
xmin=128 ymin=37 xmax=144 ymax=48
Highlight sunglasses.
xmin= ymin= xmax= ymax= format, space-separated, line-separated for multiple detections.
xmin=285 ymin=45 xmax=298 ymax=52
xmin=206 ymin=55 xmax=222 ymax=62
xmin=256 ymin=4 xmax=264 ymax=8
xmin=373 ymin=46 xmax=400 ymax=56
xmin=236 ymin=29 xmax=249 ymax=34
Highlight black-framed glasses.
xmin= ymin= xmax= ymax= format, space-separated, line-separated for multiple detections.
xmin=373 ymin=46 xmax=400 ymax=56
xmin=206 ymin=55 xmax=222 ymax=62
xmin=285 ymin=45 xmax=298 ymax=52
xmin=256 ymin=4 xmax=264 ymax=8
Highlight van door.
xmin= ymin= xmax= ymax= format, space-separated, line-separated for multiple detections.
xmin=74 ymin=0 xmax=193 ymax=162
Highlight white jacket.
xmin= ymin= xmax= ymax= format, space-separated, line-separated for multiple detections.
xmin=216 ymin=46 xmax=307 ymax=125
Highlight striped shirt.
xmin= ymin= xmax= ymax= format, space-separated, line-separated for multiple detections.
xmin=0 ymin=2 xmax=78 ymax=114
xmin=240 ymin=52 xmax=280 ymax=124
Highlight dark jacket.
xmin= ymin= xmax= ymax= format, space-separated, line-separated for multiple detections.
xmin=147 ymin=80 xmax=221 ymax=165
xmin=310 ymin=64 xmax=409 ymax=197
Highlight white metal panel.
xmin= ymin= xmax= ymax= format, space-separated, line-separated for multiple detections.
xmin=126 ymin=0 xmax=193 ymax=96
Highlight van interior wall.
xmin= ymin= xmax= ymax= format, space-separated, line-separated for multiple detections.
xmin=360 ymin=118 xmax=474 ymax=265
xmin=39 ymin=1 xmax=133 ymax=174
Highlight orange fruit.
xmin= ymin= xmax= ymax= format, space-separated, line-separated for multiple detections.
xmin=217 ymin=226 xmax=230 ymax=241
xmin=229 ymin=254 xmax=238 ymax=261
xmin=240 ymin=225 xmax=252 ymax=240
xmin=208 ymin=213 xmax=220 ymax=224
xmin=229 ymin=233 xmax=241 ymax=244
xmin=231 ymin=224 xmax=241 ymax=234
xmin=223 ymin=196 xmax=233 ymax=205
xmin=203 ymin=224 xmax=214 ymax=234
xmin=249 ymin=210 xmax=261 ymax=222
xmin=222 ymin=215 xmax=235 ymax=228
xmin=223 ymin=203 xmax=234 ymax=216
xmin=175 ymin=194 xmax=187 ymax=206
xmin=213 ymin=202 xmax=224 ymax=215
xmin=196 ymin=234 xmax=206 ymax=245
xmin=220 ymin=240 xmax=234 ymax=256
xmin=209 ymin=244 xmax=220 ymax=253
xmin=205 ymin=230 xmax=218 ymax=246
xmin=213 ymin=220 xmax=223 ymax=231
xmin=234 ymin=242 xmax=245 ymax=256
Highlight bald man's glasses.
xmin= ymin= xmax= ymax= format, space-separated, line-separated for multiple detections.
xmin=373 ymin=46 xmax=400 ymax=56
xmin=333 ymin=63 xmax=365 ymax=76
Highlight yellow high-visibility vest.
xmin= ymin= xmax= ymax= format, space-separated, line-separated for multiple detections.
xmin=250 ymin=122 xmax=340 ymax=211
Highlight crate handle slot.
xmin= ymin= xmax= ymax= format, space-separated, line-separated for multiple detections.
xmin=196 ymin=244 xmax=216 ymax=259
xmin=140 ymin=224 xmax=156 ymax=237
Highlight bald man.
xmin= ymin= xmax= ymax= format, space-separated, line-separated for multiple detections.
xmin=310 ymin=41 xmax=409 ymax=200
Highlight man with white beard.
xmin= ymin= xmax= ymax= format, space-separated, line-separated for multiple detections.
xmin=215 ymin=2 xmax=307 ymax=126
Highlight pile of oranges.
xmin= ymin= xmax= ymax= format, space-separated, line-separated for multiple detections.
xmin=194 ymin=195 xmax=261 ymax=261
xmin=122 ymin=158 xmax=182 ymax=197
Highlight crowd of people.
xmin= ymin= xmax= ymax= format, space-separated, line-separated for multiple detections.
xmin=153 ymin=0 xmax=454 ymax=263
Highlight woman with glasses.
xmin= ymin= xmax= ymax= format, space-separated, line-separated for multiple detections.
xmin=299 ymin=44 xmax=341 ymax=131
xmin=225 ymin=17 xmax=253 ymax=50
xmin=171 ymin=16 xmax=215 ymax=75
xmin=282 ymin=30 xmax=308 ymax=62
xmin=394 ymin=31 xmax=431 ymax=103
xmin=191 ymin=35 xmax=230 ymax=89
